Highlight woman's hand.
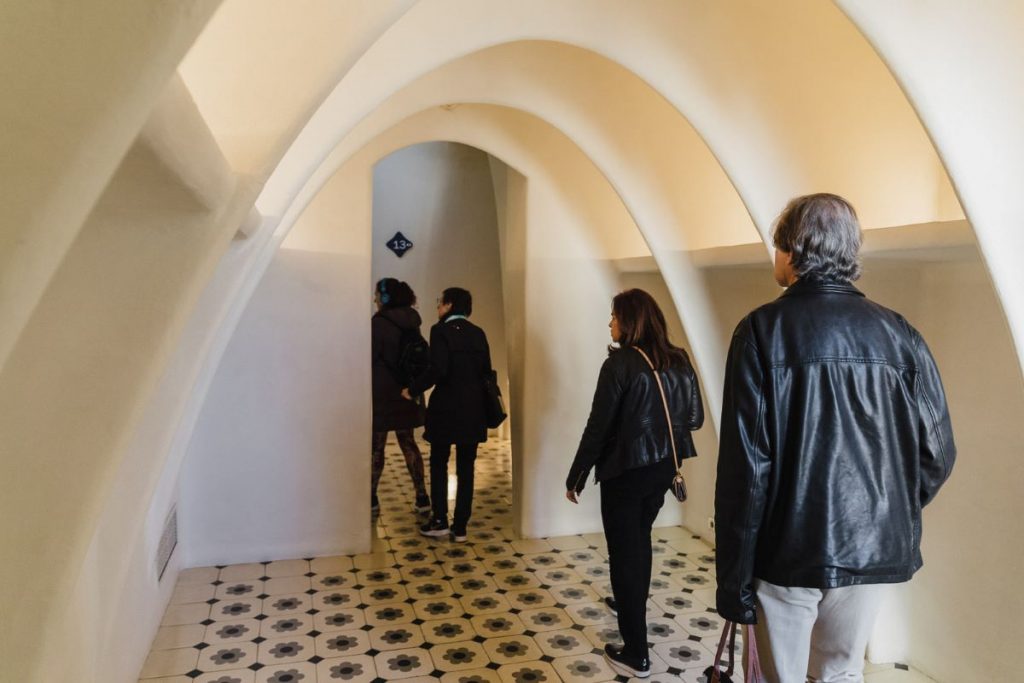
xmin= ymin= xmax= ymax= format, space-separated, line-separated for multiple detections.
xmin=400 ymin=388 xmax=413 ymax=401
xmin=565 ymin=489 xmax=579 ymax=504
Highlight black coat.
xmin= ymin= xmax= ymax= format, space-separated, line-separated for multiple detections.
xmin=409 ymin=316 xmax=493 ymax=445
xmin=566 ymin=347 xmax=704 ymax=494
xmin=371 ymin=307 xmax=426 ymax=432
xmin=715 ymin=277 xmax=956 ymax=625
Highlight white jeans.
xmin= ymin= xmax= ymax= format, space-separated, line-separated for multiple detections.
xmin=751 ymin=580 xmax=885 ymax=683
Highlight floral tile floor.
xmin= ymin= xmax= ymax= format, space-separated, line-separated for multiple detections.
xmin=141 ymin=438 xmax=932 ymax=683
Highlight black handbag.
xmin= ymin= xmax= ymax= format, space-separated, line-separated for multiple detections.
xmin=633 ymin=347 xmax=687 ymax=502
xmin=483 ymin=369 xmax=507 ymax=429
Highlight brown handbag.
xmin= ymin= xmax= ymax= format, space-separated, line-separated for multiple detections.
xmin=704 ymin=621 xmax=766 ymax=683
xmin=633 ymin=347 xmax=687 ymax=502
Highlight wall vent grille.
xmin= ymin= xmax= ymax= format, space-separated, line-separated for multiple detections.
xmin=157 ymin=507 xmax=178 ymax=581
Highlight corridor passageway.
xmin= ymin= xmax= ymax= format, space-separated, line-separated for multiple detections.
xmin=140 ymin=438 xmax=929 ymax=683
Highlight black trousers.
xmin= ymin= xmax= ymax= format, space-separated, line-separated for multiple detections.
xmin=429 ymin=442 xmax=478 ymax=530
xmin=600 ymin=457 xmax=673 ymax=659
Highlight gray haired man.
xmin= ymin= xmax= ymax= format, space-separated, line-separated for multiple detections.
xmin=715 ymin=193 xmax=956 ymax=682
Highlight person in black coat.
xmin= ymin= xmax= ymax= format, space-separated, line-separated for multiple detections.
xmin=566 ymin=289 xmax=704 ymax=679
xmin=371 ymin=279 xmax=430 ymax=513
xmin=406 ymin=287 xmax=493 ymax=542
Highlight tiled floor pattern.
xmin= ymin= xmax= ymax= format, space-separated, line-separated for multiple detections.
xmin=142 ymin=438 xmax=931 ymax=683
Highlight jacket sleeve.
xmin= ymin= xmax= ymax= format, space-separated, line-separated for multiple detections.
xmin=408 ymin=324 xmax=448 ymax=395
xmin=913 ymin=331 xmax=956 ymax=507
xmin=686 ymin=361 xmax=704 ymax=431
xmin=715 ymin=324 xmax=771 ymax=625
xmin=565 ymin=357 xmax=625 ymax=494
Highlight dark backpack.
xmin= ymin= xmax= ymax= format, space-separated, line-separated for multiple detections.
xmin=379 ymin=314 xmax=430 ymax=385
xmin=395 ymin=326 xmax=430 ymax=385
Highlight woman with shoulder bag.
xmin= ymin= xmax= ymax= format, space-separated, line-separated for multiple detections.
xmin=405 ymin=287 xmax=494 ymax=543
xmin=565 ymin=289 xmax=704 ymax=678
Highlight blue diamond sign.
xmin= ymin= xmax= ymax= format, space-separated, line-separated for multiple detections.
xmin=386 ymin=231 xmax=414 ymax=257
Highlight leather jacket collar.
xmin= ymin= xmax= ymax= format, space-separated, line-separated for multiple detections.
xmin=780 ymin=276 xmax=865 ymax=299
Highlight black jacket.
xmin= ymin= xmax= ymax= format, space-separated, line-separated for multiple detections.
xmin=371 ymin=307 xmax=426 ymax=432
xmin=715 ymin=277 xmax=956 ymax=624
xmin=566 ymin=346 xmax=704 ymax=493
xmin=409 ymin=316 xmax=493 ymax=445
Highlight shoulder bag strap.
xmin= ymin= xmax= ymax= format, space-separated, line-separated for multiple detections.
xmin=632 ymin=346 xmax=682 ymax=475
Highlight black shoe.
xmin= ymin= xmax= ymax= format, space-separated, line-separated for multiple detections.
xmin=414 ymin=494 xmax=431 ymax=513
xmin=371 ymin=494 xmax=380 ymax=514
xmin=450 ymin=527 xmax=468 ymax=543
xmin=604 ymin=644 xmax=650 ymax=678
xmin=419 ymin=519 xmax=449 ymax=537
xmin=604 ymin=596 xmax=617 ymax=614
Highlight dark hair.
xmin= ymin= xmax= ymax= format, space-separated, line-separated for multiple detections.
xmin=377 ymin=278 xmax=417 ymax=309
xmin=442 ymin=287 xmax=472 ymax=317
xmin=772 ymin=193 xmax=862 ymax=282
xmin=610 ymin=289 xmax=689 ymax=370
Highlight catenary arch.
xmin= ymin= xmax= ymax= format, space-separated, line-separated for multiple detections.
xmin=261 ymin=0 xmax=960 ymax=244
xmin=265 ymin=40 xmax=767 ymax=429
xmin=197 ymin=102 xmax=691 ymax=548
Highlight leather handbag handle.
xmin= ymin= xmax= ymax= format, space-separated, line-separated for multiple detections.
xmin=708 ymin=622 xmax=766 ymax=683
xmin=632 ymin=347 xmax=682 ymax=475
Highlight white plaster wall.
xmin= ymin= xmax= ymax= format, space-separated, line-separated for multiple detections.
xmin=899 ymin=258 xmax=1024 ymax=681
xmin=182 ymin=168 xmax=373 ymax=565
xmin=369 ymin=142 xmax=509 ymax=407
xmin=183 ymin=248 xmax=372 ymax=566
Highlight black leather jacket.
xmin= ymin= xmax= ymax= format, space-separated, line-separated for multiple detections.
xmin=567 ymin=347 xmax=704 ymax=493
xmin=715 ymin=277 xmax=956 ymax=624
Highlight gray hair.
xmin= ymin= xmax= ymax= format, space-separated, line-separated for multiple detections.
xmin=772 ymin=193 xmax=862 ymax=281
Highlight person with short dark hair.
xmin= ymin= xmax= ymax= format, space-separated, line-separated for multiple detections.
xmin=408 ymin=287 xmax=493 ymax=542
xmin=715 ymin=193 xmax=956 ymax=682
xmin=566 ymin=289 xmax=704 ymax=678
xmin=371 ymin=278 xmax=430 ymax=514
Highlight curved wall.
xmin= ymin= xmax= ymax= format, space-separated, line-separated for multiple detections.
xmin=2 ymin=3 xmax=1023 ymax=681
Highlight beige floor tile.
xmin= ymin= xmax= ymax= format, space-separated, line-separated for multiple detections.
xmin=309 ymin=555 xmax=355 ymax=574
xmin=316 ymin=654 xmax=377 ymax=683
xmin=422 ymin=617 xmax=477 ymax=643
xmin=219 ymin=563 xmax=267 ymax=582
xmin=198 ymin=641 xmax=258 ymax=672
xmin=364 ymin=601 xmax=417 ymax=626
xmin=368 ymin=623 xmax=425 ymax=651
xmin=214 ymin=580 xmax=262 ymax=601
xmin=171 ymin=583 xmax=216 ymax=604
xmin=150 ymin=623 xmax=206 ymax=651
xmin=482 ymin=635 xmax=543 ymax=665
xmin=313 ymin=607 xmax=366 ymax=632
xmin=313 ymin=629 xmax=371 ymax=658
xmin=264 ymin=575 xmax=310 ymax=596
xmin=546 ymin=534 xmax=590 ymax=550
xmin=517 ymin=607 xmax=574 ymax=632
xmin=177 ymin=566 xmax=219 ymax=585
xmin=259 ymin=613 xmax=312 ymax=638
xmin=374 ymin=646 xmax=436 ymax=679
xmin=192 ymin=669 xmax=256 ymax=683
xmin=263 ymin=593 xmax=312 ymax=616
xmin=204 ymin=618 xmax=260 ymax=644
xmin=257 ymin=635 xmax=315 ymax=665
xmin=256 ymin=660 xmax=316 ymax=683
xmin=496 ymin=660 xmax=560 ymax=683
xmin=210 ymin=598 xmax=262 ymax=621
xmin=161 ymin=602 xmax=210 ymax=626
xmin=264 ymin=558 xmax=309 ymax=578
xmin=510 ymin=539 xmax=554 ymax=554
xmin=412 ymin=596 xmax=463 ymax=621
xmin=139 ymin=647 xmax=199 ymax=678
xmin=551 ymin=652 xmax=618 ymax=683
xmin=534 ymin=629 xmax=594 ymax=658
xmin=431 ymin=640 xmax=493 ymax=672
xmin=440 ymin=667 xmax=503 ymax=683
xmin=470 ymin=613 xmax=527 ymax=638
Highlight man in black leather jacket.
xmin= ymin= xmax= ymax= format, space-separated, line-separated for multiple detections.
xmin=715 ymin=194 xmax=955 ymax=682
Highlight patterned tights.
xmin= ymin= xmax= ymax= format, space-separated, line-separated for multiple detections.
xmin=371 ymin=429 xmax=427 ymax=497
